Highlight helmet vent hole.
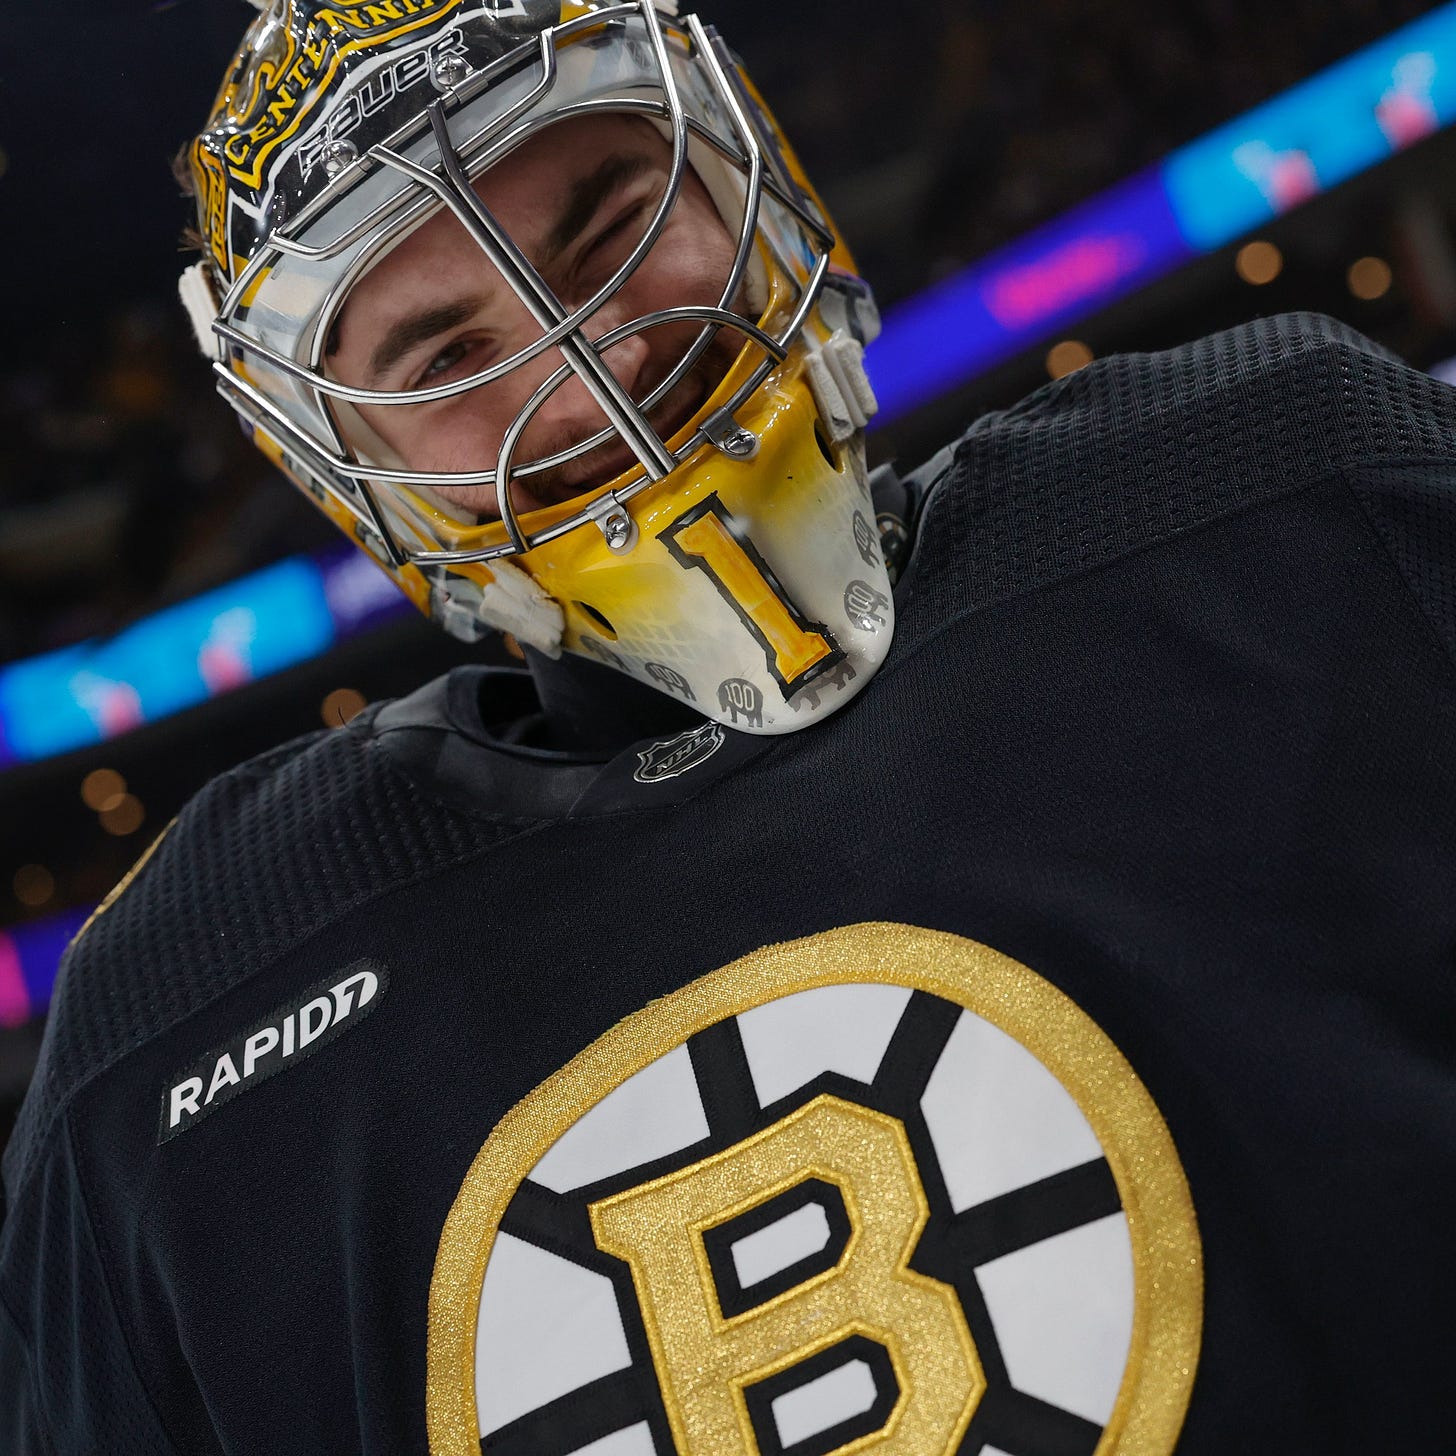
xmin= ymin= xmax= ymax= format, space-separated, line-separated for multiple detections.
xmin=814 ymin=419 xmax=843 ymax=472
xmin=575 ymin=602 xmax=618 ymax=640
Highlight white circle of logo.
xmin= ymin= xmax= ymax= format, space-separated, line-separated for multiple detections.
xmin=428 ymin=924 xmax=1201 ymax=1455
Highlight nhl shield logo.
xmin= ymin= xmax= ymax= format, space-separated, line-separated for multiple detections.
xmin=633 ymin=723 xmax=726 ymax=784
xmin=427 ymin=924 xmax=1202 ymax=1456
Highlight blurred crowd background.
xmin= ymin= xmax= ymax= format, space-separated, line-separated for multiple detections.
xmin=2 ymin=0 xmax=1453 ymax=1148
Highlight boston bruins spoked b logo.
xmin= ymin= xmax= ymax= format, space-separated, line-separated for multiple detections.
xmin=428 ymin=925 xmax=1202 ymax=1456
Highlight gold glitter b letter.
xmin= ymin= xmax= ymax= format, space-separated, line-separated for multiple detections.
xmin=589 ymin=1095 xmax=984 ymax=1454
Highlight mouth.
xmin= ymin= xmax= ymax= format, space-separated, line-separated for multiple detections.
xmin=510 ymin=370 xmax=712 ymax=513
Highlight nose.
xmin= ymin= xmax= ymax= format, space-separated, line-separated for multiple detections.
xmin=591 ymin=324 xmax=654 ymax=400
xmin=536 ymin=301 xmax=655 ymax=438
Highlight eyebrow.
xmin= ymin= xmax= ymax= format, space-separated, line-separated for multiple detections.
xmin=541 ymin=150 xmax=655 ymax=267
xmin=365 ymin=296 xmax=487 ymax=383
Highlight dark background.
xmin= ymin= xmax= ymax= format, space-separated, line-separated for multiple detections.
xmin=3 ymin=0 xmax=1454 ymax=1145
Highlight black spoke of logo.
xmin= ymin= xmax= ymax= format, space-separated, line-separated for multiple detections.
xmin=479 ymin=1368 xmax=647 ymax=1456
xmin=921 ymin=1158 xmax=1121 ymax=1272
xmin=686 ymin=1015 xmax=762 ymax=1142
xmin=870 ymin=989 xmax=963 ymax=1105
xmin=497 ymin=1179 xmax=599 ymax=1265
xmin=959 ymin=1384 xmax=1104 ymax=1456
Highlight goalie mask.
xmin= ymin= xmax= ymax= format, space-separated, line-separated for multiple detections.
xmin=182 ymin=0 xmax=889 ymax=734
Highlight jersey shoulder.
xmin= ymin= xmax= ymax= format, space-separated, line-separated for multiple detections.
xmin=909 ymin=312 xmax=1456 ymax=619
xmin=3 ymin=703 xmax=512 ymax=1190
xmin=982 ymin=310 xmax=1450 ymax=465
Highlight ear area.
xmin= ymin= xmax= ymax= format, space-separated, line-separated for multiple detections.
xmin=179 ymin=262 xmax=223 ymax=361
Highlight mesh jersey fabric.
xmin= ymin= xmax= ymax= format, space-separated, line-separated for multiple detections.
xmin=902 ymin=311 xmax=1454 ymax=622
xmin=0 ymin=313 xmax=1453 ymax=1454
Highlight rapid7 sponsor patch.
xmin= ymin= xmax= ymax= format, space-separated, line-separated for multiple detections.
xmin=159 ymin=961 xmax=387 ymax=1142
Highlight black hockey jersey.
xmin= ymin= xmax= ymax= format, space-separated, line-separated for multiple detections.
xmin=2 ymin=314 xmax=1454 ymax=1455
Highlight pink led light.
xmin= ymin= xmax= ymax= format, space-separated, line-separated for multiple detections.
xmin=982 ymin=234 xmax=1148 ymax=330
xmin=0 ymin=931 xmax=31 ymax=1028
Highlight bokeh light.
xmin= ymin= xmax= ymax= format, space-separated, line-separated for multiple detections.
xmin=81 ymin=768 xmax=128 ymax=813
xmin=100 ymin=795 xmax=146 ymax=837
xmin=1046 ymin=340 xmax=1095 ymax=379
xmin=1235 ymin=240 xmax=1284 ymax=285
xmin=13 ymin=865 xmax=55 ymax=908
xmin=321 ymin=688 xmax=368 ymax=727
xmin=1347 ymin=256 xmax=1393 ymax=300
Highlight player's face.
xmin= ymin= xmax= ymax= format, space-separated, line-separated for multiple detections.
xmin=329 ymin=113 xmax=743 ymax=517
